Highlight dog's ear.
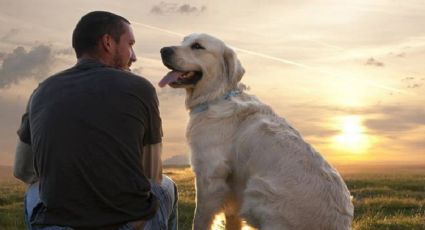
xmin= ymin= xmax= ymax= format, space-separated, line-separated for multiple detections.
xmin=224 ymin=46 xmax=245 ymax=86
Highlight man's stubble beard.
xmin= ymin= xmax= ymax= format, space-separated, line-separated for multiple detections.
xmin=112 ymin=49 xmax=130 ymax=71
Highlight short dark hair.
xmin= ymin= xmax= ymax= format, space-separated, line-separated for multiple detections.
xmin=72 ymin=11 xmax=130 ymax=58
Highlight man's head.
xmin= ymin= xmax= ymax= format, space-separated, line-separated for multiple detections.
xmin=72 ymin=11 xmax=136 ymax=70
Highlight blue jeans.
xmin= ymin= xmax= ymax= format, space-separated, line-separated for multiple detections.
xmin=25 ymin=175 xmax=178 ymax=230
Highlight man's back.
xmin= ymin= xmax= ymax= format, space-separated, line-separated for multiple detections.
xmin=24 ymin=59 xmax=161 ymax=227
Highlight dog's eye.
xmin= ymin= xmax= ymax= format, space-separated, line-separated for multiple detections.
xmin=191 ymin=43 xmax=205 ymax=50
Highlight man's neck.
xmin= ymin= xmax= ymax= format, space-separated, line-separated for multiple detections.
xmin=78 ymin=53 xmax=112 ymax=67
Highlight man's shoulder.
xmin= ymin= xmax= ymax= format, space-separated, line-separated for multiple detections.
xmin=35 ymin=65 xmax=157 ymax=101
xmin=46 ymin=66 xmax=153 ymax=86
xmin=111 ymin=70 xmax=156 ymax=92
xmin=119 ymin=70 xmax=153 ymax=86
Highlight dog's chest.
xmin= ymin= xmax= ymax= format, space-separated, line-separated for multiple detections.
xmin=187 ymin=115 xmax=236 ymax=145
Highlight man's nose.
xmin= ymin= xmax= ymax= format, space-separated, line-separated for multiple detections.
xmin=131 ymin=50 xmax=137 ymax=62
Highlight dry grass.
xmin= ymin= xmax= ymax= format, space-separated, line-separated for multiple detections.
xmin=0 ymin=167 xmax=423 ymax=229
xmin=0 ymin=180 xmax=26 ymax=230
xmin=165 ymin=167 xmax=425 ymax=230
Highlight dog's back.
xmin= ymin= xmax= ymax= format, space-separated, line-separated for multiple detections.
xmin=193 ymin=93 xmax=354 ymax=229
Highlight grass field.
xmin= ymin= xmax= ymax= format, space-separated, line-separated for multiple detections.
xmin=1 ymin=166 xmax=424 ymax=229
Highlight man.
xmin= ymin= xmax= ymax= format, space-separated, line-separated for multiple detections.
xmin=13 ymin=11 xmax=177 ymax=230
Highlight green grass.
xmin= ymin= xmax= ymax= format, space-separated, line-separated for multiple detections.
xmin=1 ymin=168 xmax=424 ymax=229
xmin=345 ymin=173 xmax=425 ymax=230
xmin=0 ymin=181 xmax=26 ymax=230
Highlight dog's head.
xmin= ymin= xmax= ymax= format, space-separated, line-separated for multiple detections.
xmin=159 ymin=33 xmax=245 ymax=108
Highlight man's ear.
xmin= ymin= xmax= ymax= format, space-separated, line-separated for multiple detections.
xmin=100 ymin=34 xmax=115 ymax=54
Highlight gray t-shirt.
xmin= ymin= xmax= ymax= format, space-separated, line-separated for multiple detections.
xmin=18 ymin=59 xmax=162 ymax=228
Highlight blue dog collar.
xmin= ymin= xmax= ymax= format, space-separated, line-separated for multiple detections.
xmin=190 ymin=90 xmax=241 ymax=115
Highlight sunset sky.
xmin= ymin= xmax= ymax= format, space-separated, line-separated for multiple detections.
xmin=0 ymin=0 xmax=424 ymax=167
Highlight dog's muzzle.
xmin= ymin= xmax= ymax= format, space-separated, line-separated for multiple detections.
xmin=160 ymin=47 xmax=175 ymax=63
xmin=159 ymin=46 xmax=202 ymax=88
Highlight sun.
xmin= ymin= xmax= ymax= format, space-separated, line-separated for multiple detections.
xmin=332 ymin=115 xmax=370 ymax=154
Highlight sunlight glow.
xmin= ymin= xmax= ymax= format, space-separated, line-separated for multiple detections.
xmin=212 ymin=213 xmax=255 ymax=230
xmin=332 ymin=116 xmax=370 ymax=154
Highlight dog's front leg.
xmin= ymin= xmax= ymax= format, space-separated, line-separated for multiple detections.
xmin=223 ymin=199 xmax=242 ymax=230
xmin=224 ymin=214 xmax=242 ymax=230
xmin=192 ymin=170 xmax=231 ymax=230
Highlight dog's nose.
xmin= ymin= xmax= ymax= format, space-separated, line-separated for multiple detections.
xmin=160 ymin=47 xmax=174 ymax=58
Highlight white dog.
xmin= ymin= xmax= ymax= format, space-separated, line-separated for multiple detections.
xmin=159 ymin=34 xmax=354 ymax=230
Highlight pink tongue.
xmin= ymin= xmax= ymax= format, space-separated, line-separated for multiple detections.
xmin=158 ymin=71 xmax=184 ymax=88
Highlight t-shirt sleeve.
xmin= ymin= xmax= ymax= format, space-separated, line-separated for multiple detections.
xmin=142 ymin=84 xmax=163 ymax=146
xmin=17 ymin=100 xmax=32 ymax=145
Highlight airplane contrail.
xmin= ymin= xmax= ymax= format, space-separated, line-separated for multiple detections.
xmin=133 ymin=22 xmax=185 ymax=37
xmin=230 ymin=47 xmax=409 ymax=94
xmin=133 ymin=21 xmax=409 ymax=94
xmin=300 ymin=38 xmax=346 ymax=51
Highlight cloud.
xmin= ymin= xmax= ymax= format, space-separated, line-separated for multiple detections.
xmin=407 ymin=83 xmax=422 ymax=88
xmin=276 ymin=102 xmax=425 ymax=141
xmin=401 ymin=77 xmax=415 ymax=81
xmin=0 ymin=28 xmax=19 ymax=42
xmin=55 ymin=47 xmax=74 ymax=56
xmin=150 ymin=2 xmax=206 ymax=15
xmin=363 ymin=106 xmax=425 ymax=133
xmin=405 ymin=139 xmax=425 ymax=149
xmin=401 ymin=77 xmax=423 ymax=89
xmin=0 ymin=45 xmax=53 ymax=89
xmin=388 ymin=52 xmax=406 ymax=58
xmin=178 ymin=4 xmax=206 ymax=14
xmin=396 ymin=52 xmax=406 ymax=58
xmin=365 ymin=57 xmax=384 ymax=67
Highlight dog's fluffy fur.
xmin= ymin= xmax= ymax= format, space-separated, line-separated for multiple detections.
xmin=160 ymin=34 xmax=354 ymax=230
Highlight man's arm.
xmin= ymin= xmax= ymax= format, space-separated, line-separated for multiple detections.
xmin=14 ymin=91 xmax=38 ymax=184
xmin=13 ymin=139 xmax=38 ymax=184
xmin=141 ymin=143 xmax=163 ymax=184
